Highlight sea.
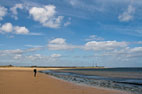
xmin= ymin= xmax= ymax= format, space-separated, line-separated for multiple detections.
xmin=41 ymin=67 xmax=142 ymax=85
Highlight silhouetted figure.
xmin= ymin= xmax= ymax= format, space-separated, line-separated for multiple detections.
xmin=33 ymin=69 xmax=37 ymax=77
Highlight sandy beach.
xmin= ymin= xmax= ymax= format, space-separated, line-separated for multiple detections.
xmin=0 ymin=68 xmax=128 ymax=94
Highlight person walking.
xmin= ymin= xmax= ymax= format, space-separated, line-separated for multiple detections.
xmin=33 ymin=69 xmax=37 ymax=77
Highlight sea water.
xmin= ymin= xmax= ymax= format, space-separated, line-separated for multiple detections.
xmin=41 ymin=67 xmax=142 ymax=85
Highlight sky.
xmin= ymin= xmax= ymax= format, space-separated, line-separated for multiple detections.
xmin=0 ymin=0 xmax=142 ymax=67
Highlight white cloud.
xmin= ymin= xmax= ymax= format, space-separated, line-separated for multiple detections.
xmin=28 ymin=32 xmax=43 ymax=36
xmin=118 ymin=5 xmax=135 ymax=22
xmin=48 ymin=38 xmax=128 ymax=51
xmin=14 ymin=53 xmax=62 ymax=63
xmin=14 ymin=26 xmax=29 ymax=34
xmin=0 ymin=46 xmax=43 ymax=57
xmin=129 ymin=47 xmax=142 ymax=53
xmin=1 ymin=23 xmax=13 ymax=33
xmin=0 ymin=36 xmax=142 ymax=66
xmin=14 ymin=54 xmax=22 ymax=59
xmin=127 ymin=47 xmax=142 ymax=58
xmin=50 ymin=54 xmax=61 ymax=58
xmin=69 ymin=0 xmax=79 ymax=6
xmin=49 ymin=38 xmax=66 ymax=44
xmin=0 ymin=49 xmax=23 ymax=55
xmin=84 ymin=41 xmax=128 ymax=51
xmin=24 ymin=47 xmax=43 ymax=52
xmin=48 ymin=38 xmax=78 ymax=50
xmin=106 ymin=47 xmax=142 ymax=59
xmin=64 ymin=17 xmax=71 ymax=26
xmin=29 ymin=5 xmax=64 ymax=28
xmin=136 ymin=41 xmax=142 ymax=44
xmin=85 ymin=35 xmax=104 ymax=41
xmin=25 ymin=45 xmax=43 ymax=48
xmin=10 ymin=4 xmax=24 ymax=20
xmin=0 ymin=37 xmax=129 ymax=54
xmin=0 ymin=22 xmax=30 ymax=35
xmin=129 ymin=41 xmax=142 ymax=44
xmin=8 ymin=35 xmax=15 ymax=38
xmin=0 ymin=6 xmax=7 ymax=20
xmin=27 ymin=54 xmax=42 ymax=60
xmin=64 ymin=21 xmax=71 ymax=26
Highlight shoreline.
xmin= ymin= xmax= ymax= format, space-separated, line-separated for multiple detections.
xmin=45 ymin=71 xmax=128 ymax=91
xmin=40 ymin=70 xmax=142 ymax=94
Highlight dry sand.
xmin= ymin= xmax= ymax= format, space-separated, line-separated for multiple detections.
xmin=0 ymin=68 xmax=129 ymax=94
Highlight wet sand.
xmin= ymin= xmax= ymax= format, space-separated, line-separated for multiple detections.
xmin=0 ymin=68 xmax=128 ymax=94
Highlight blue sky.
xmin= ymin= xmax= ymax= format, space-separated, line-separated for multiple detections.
xmin=0 ymin=0 xmax=142 ymax=67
